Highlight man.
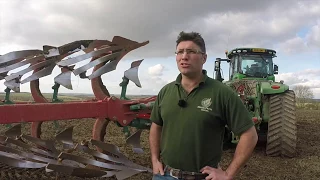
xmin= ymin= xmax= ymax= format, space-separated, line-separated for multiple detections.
xmin=149 ymin=31 xmax=258 ymax=180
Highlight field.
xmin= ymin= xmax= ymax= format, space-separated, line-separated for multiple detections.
xmin=0 ymin=93 xmax=320 ymax=179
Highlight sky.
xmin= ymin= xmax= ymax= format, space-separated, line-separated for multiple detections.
xmin=0 ymin=0 xmax=320 ymax=98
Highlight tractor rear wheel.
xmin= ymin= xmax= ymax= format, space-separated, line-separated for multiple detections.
xmin=266 ymin=90 xmax=297 ymax=158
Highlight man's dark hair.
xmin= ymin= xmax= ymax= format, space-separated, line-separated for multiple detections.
xmin=176 ymin=31 xmax=206 ymax=53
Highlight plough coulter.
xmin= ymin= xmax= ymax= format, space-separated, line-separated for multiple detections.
xmin=0 ymin=36 xmax=156 ymax=179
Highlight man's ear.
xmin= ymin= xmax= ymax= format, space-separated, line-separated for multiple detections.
xmin=202 ymin=54 xmax=207 ymax=64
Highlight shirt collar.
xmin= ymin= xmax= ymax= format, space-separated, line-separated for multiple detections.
xmin=175 ymin=69 xmax=208 ymax=86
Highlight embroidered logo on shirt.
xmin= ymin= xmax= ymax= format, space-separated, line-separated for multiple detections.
xmin=197 ymin=98 xmax=212 ymax=112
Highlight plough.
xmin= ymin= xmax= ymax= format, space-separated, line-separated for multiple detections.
xmin=0 ymin=36 xmax=156 ymax=179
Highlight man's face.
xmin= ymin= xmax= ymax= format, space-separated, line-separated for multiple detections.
xmin=175 ymin=40 xmax=206 ymax=77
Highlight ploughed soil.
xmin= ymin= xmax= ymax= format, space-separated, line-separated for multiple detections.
xmin=0 ymin=109 xmax=319 ymax=180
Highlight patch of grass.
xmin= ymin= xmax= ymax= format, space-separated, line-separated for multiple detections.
xmin=296 ymin=102 xmax=320 ymax=110
xmin=0 ymin=92 xmax=86 ymax=102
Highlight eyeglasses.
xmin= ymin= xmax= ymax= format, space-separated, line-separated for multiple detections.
xmin=175 ymin=49 xmax=204 ymax=55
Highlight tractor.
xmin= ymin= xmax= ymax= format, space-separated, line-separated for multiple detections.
xmin=214 ymin=48 xmax=297 ymax=158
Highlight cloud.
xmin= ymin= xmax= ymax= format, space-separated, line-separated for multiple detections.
xmin=296 ymin=80 xmax=320 ymax=89
xmin=276 ymin=68 xmax=320 ymax=84
xmin=301 ymin=69 xmax=320 ymax=77
xmin=1 ymin=0 xmax=319 ymax=58
xmin=1 ymin=0 xmax=320 ymax=98
xmin=306 ymin=22 xmax=320 ymax=48
xmin=275 ymin=69 xmax=320 ymax=98
xmin=125 ymin=74 xmax=170 ymax=95
xmin=277 ymin=37 xmax=307 ymax=53
xmin=312 ymin=88 xmax=320 ymax=99
xmin=148 ymin=64 xmax=165 ymax=77
xmin=277 ymin=21 xmax=320 ymax=53
xmin=276 ymin=73 xmax=308 ymax=86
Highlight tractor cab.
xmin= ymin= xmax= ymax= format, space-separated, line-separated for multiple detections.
xmin=214 ymin=48 xmax=278 ymax=82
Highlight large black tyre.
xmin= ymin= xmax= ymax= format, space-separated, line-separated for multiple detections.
xmin=266 ymin=90 xmax=297 ymax=157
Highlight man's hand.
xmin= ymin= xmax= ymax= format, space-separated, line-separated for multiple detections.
xmin=200 ymin=166 xmax=232 ymax=180
xmin=152 ymin=159 xmax=164 ymax=175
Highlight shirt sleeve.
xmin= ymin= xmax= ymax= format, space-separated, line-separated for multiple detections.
xmin=150 ymin=89 xmax=163 ymax=126
xmin=224 ymin=89 xmax=254 ymax=136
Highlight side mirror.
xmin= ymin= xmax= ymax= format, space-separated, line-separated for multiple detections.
xmin=274 ymin=64 xmax=278 ymax=74
xmin=214 ymin=59 xmax=220 ymax=71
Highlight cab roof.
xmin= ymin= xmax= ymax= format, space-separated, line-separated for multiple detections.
xmin=226 ymin=47 xmax=277 ymax=59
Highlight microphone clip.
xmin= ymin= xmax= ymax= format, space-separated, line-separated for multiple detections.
xmin=178 ymin=99 xmax=187 ymax=108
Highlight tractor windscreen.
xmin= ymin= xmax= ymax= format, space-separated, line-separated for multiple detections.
xmin=239 ymin=54 xmax=273 ymax=77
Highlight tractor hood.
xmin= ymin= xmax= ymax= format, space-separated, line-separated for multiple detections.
xmin=260 ymin=81 xmax=289 ymax=94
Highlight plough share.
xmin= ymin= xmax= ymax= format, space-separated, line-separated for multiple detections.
xmin=0 ymin=36 xmax=156 ymax=179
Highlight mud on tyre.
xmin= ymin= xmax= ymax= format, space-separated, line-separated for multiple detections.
xmin=266 ymin=90 xmax=297 ymax=157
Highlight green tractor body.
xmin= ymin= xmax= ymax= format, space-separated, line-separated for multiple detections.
xmin=215 ymin=47 xmax=297 ymax=158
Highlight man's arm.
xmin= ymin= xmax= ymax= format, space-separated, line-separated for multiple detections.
xmin=202 ymin=86 xmax=258 ymax=179
xmin=149 ymin=86 xmax=166 ymax=174
xmin=226 ymin=126 xmax=258 ymax=179
xmin=200 ymin=126 xmax=257 ymax=179
xmin=149 ymin=122 xmax=164 ymax=174
xmin=222 ymin=86 xmax=258 ymax=178
xmin=149 ymin=122 xmax=162 ymax=161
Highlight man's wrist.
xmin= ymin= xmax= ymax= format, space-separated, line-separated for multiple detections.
xmin=151 ymin=156 xmax=160 ymax=162
xmin=225 ymin=169 xmax=235 ymax=180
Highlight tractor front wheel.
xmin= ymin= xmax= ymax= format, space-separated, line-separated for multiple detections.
xmin=266 ymin=90 xmax=297 ymax=157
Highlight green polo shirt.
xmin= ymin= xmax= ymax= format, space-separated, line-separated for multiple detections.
xmin=150 ymin=70 xmax=254 ymax=172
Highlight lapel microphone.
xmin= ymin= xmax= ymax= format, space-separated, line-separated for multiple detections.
xmin=178 ymin=99 xmax=187 ymax=108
